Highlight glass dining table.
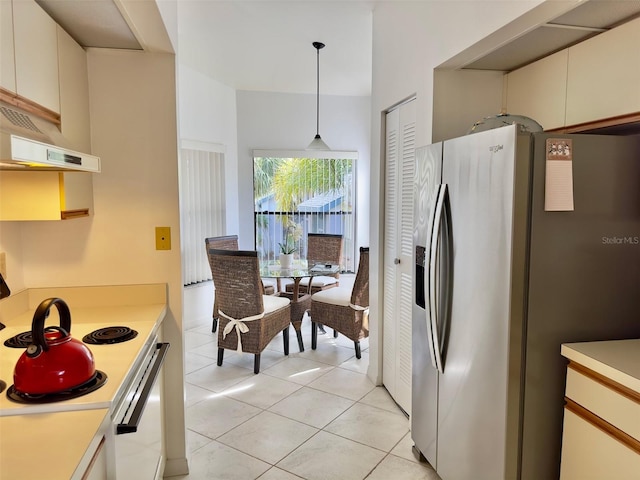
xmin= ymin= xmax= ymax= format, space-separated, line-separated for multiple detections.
xmin=260 ymin=260 xmax=339 ymax=352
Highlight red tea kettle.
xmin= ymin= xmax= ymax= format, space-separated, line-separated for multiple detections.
xmin=13 ymin=297 xmax=96 ymax=395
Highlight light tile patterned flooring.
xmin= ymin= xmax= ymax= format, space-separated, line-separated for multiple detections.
xmin=176 ymin=282 xmax=440 ymax=480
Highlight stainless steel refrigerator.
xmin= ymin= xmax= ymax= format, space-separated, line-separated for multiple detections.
xmin=411 ymin=124 xmax=640 ymax=480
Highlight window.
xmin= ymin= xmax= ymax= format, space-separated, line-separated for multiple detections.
xmin=180 ymin=142 xmax=226 ymax=285
xmin=253 ymin=150 xmax=357 ymax=272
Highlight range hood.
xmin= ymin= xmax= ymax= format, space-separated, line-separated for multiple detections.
xmin=0 ymin=102 xmax=100 ymax=173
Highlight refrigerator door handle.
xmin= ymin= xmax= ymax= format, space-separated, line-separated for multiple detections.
xmin=424 ymin=186 xmax=441 ymax=370
xmin=429 ymin=183 xmax=448 ymax=374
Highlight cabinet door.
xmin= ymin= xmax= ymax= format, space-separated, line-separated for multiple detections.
xmin=0 ymin=0 xmax=16 ymax=93
xmin=12 ymin=0 xmax=60 ymax=113
xmin=560 ymin=409 xmax=640 ymax=480
xmin=83 ymin=438 xmax=108 ymax=480
xmin=0 ymin=171 xmax=93 ymax=220
xmin=506 ymin=49 xmax=568 ymax=130
xmin=61 ymin=172 xmax=94 ymax=217
xmin=57 ymin=26 xmax=91 ymax=153
xmin=566 ymin=17 xmax=640 ymax=126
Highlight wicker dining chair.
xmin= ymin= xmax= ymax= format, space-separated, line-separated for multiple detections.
xmin=286 ymin=233 xmax=343 ymax=295
xmin=205 ymin=235 xmax=275 ymax=333
xmin=208 ymin=248 xmax=291 ymax=374
xmin=310 ymin=247 xmax=369 ymax=358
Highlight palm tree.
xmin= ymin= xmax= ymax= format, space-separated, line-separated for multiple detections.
xmin=272 ymin=157 xmax=350 ymax=211
xmin=253 ymin=156 xmax=353 ymax=260
xmin=254 ymin=157 xmax=282 ymax=201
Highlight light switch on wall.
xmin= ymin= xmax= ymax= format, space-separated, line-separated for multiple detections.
xmin=155 ymin=227 xmax=171 ymax=250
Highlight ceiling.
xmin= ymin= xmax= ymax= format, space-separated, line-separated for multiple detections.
xmin=36 ymin=0 xmax=640 ymax=96
xmin=37 ymin=0 xmax=375 ymax=97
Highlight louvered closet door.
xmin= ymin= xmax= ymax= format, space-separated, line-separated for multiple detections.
xmin=382 ymin=98 xmax=415 ymax=414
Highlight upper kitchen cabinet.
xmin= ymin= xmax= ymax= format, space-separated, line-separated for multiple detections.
xmin=12 ymin=0 xmax=60 ymax=114
xmin=505 ymin=49 xmax=568 ymax=131
xmin=0 ymin=1 xmax=16 ymax=93
xmin=565 ymin=17 xmax=640 ymax=127
xmin=0 ymin=171 xmax=94 ymax=220
xmin=57 ymin=26 xmax=91 ymax=153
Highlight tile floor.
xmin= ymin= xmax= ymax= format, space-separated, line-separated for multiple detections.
xmin=175 ymin=281 xmax=440 ymax=480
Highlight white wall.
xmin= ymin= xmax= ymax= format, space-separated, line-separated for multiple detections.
xmin=84 ymin=48 xmax=186 ymax=475
xmin=0 ymin=221 xmax=25 ymax=292
xmin=0 ymin=47 xmax=187 ymax=474
xmin=368 ymin=0 xmax=544 ymax=382
xmin=178 ymin=64 xmax=240 ymax=236
xmin=236 ymin=90 xmax=371 ymax=252
xmin=433 ymin=69 xmax=506 ymax=142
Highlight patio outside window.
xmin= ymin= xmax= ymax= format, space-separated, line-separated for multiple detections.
xmin=253 ymin=151 xmax=357 ymax=273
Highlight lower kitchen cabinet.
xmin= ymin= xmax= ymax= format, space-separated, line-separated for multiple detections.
xmin=561 ymin=408 xmax=640 ymax=480
xmin=83 ymin=438 xmax=108 ymax=480
xmin=0 ymin=170 xmax=94 ymax=220
xmin=560 ymin=340 xmax=640 ymax=480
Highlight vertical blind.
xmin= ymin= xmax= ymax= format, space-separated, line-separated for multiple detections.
xmin=180 ymin=146 xmax=226 ymax=285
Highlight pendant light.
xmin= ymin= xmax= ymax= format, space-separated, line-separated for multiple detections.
xmin=307 ymin=41 xmax=330 ymax=150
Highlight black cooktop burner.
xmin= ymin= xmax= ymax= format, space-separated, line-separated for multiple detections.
xmin=82 ymin=326 xmax=138 ymax=345
xmin=3 ymin=331 xmax=32 ymax=348
xmin=6 ymin=370 xmax=108 ymax=404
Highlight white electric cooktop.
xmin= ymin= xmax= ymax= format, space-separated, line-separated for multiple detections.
xmin=0 ymin=305 xmax=161 ymax=417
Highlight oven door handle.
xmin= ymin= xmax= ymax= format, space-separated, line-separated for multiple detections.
xmin=117 ymin=342 xmax=170 ymax=435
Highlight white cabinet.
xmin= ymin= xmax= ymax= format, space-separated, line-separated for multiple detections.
xmin=0 ymin=0 xmax=16 ymax=93
xmin=560 ymin=409 xmax=640 ymax=480
xmin=506 ymin=17 xmax=640 ymax=130
xmin=505 ymin=49 xmax=568 ymax=131
xmin=0 ymin=171 xmax=94 ymax=220
xmin=565 ymin=16 xmax=640 ymax=126
xmin=82 ymin=438 xmax=108 ymax=480
xmin=12 ymin=0 xmax=60 ymax=113
xmin=57 ymin=26 xmax=91 ymax=152
xmin=560 ymin=341 xmax=640 ymax=480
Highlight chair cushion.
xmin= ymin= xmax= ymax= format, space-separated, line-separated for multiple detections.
xmin=311 ymin=285 xmax=351 ymax=307
xmin=262 ymin=278 xmax=276 ymax=295
xmin=300 ymin=276 xmax=338 ymax=288
xmin=263 ymin=294 xmax=290 ymax=314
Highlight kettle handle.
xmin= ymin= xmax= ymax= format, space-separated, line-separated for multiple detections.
xmin=31 ymin=298 xmax=72 ymax=353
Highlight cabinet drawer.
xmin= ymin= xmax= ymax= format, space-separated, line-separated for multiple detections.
xmin=560 ymin=409 xmax=640 ymax=480
xmin=566 ymin=363 xmax=640 ymax=440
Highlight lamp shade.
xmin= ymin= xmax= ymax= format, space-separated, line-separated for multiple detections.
xmin=307 ymin=134 xmax=330 ymax=151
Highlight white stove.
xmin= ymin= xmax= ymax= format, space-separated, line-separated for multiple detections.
xmin=0 ymin=285 xmax=169 ymax=479
xmin=0 ymin=304 xmax=162 ymax=417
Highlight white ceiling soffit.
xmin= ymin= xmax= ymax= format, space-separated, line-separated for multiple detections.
xmin=36 ymin=0 xmax=142 ymax=50
xmin=443 ymin=0 xmax=640 ymax=72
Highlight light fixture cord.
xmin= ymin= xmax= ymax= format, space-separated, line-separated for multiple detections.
xmin=316 ymin=45 xmax=320 ymax=136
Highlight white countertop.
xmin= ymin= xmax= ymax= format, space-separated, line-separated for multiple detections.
xmin=561 ymin=339 xmax=640 ymax=393
xmin=0 ymin=284 xmax=168 ymax=478
xmin=0 ymin=409 xmax=110 ymax=480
